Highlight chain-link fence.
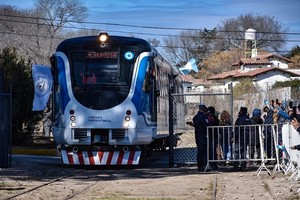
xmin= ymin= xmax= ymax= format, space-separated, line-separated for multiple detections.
xmin=0 ymin=91 xmax=12 ymax=167
xmin=234 ymin=87 xmax=296 ymax=120
xmin=170 ymin=92 xmax=233 ymax=165
xmin=168 ymin=87 xmax=300 ymax=168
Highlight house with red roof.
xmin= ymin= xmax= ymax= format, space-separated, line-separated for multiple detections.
xmin=233 ymin=53 xmax=291 ymax=70
xmin=206 ymin=53 xmax=300 ymax=92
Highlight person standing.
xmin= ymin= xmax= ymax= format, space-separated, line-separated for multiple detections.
xmin=250 ymin=109 xmax=263 ymax=160
xmin=206 ymin=106 xmax=220 ymax=170
xmin=219 ymin=110 xmax=232 ymax=162
xmin=187 ymin=104 xmax=210 ymax=171
xmin=234 ymin=107 xmax=251 ymax=171
xmin=261 ymin=106 xmax=269 ymax=122
xmin=263 ymin=108 xmax=275 ymax=159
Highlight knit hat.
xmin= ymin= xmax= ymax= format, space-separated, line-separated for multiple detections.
xmin=252 ymin=109 xmax=261 ymax=117
xmin=240 ymin=107 xmax=248 ymax=115
xmin=199 ymin=104 xmax=207 ymax=111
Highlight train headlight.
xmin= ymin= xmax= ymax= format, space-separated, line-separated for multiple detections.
xmin=125 ymin=116 xmax=130 ymax=121
xmin=99 ymin=33 xmax=108 ymax=42
xmin=71 ymin=121 xmax=76 ymax=127
xmin=70 ymin=116 xmax=76 ymax=121
xmin=123 ymin=116 xmax=130 ymax=127
xmin=98 ymin=32 xmax=110 ymax=47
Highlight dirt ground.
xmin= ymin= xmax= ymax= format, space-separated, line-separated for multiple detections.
xmin=1 ymin=156 xmax=300 ymax=200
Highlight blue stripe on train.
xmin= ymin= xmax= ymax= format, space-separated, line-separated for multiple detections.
xmin=131 ymin=56 xmax=149 ymax=114
xmin=57 ymin=56 xmax=71 ymax=114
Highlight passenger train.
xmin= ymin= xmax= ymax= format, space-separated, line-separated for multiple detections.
xmin=50 ymin=33 xmax=182 ymax=165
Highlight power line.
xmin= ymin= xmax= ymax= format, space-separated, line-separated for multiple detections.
xmin=0 ymin=30 xmax=293 ymax=54
xmin=1 ymin=13 xmax=300 ymax=36
xmin=0 ymin=13 xmax=299 ymax=55
xmin=1 ymin=27 xmax=300 ymax=45
xmin=1 ymin=18 xmax=300 ymax=43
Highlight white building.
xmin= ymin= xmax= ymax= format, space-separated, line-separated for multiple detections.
xmin=206 ymin=53 xmax=299 ymax=92
xmin=235 ymin=53 xmax=290 ymax=70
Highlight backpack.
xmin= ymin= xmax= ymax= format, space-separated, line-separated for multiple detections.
xmin=206 ymin=112 xmax=214 ymax=124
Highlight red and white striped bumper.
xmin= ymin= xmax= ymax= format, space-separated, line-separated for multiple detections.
xmin=61 ymin=150 xmax=141 ymax=165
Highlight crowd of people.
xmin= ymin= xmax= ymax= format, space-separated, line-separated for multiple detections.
xmin=187 ymin=99 xmax=300 ymax=172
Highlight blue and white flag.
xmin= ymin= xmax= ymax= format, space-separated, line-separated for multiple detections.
xmin=179 ymin=58 xmax=199 ymax=75
xmin=32 ymin=64 xmax=53 ymax=111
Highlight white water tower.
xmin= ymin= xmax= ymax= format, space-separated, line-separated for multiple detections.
xmin=244 ymin=28 xmax=257 ymax=58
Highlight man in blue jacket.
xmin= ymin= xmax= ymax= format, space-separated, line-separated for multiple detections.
xmin=187 ymin=104 xmax=210 ymax=171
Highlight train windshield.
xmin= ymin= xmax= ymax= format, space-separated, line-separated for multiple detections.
xmin=70 ymin=48 xmax=137 ymax=109
xmin=72 ymin=50 xmax=133 ymax=88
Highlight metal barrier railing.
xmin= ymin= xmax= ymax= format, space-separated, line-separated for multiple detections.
xmin=205 ymin=124 xmax=279 ymax=175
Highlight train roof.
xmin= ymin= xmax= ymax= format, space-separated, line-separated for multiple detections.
xmin=56 ymin=35 xmax=152 ymax=52
xmin=56 ymin=34 xmax=179 ymax=76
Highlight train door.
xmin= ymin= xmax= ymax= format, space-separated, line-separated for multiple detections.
xmin=150 ymin=61 xmax=158 ymax=122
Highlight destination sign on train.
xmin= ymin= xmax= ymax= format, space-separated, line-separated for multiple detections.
xmin=87 ymin=52 xmax=118 ymax=59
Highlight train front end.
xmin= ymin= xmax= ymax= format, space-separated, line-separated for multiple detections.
xmin=51 ymin=33 xmax=157 ymax=165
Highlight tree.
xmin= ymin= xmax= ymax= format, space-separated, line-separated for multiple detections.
xmin=200 ymin=50 xmax=242 ymax=79
xmin=64 ymin=28 xmax=101 ymax=38
xmin=32 ymin=0 xmax=88 ymax=63
xmin=289 ymin=55 xmax=300 ymax=69
xmin=163 ymin=29 xmax=218 ymax=71
xmin=282 ymin=46 xmax=300 ymax=68
xmin=0 ymin=0 xmax=88 ymax=65
xmin=0 ymin=48 xmax=38 ymax=144
xmin=217 ymin=13 xmax=288 ymax=53
xmin=162 ymin=13 xmax=288 ymax=79
xmin=233 ymin=78 xmax=258 ymax=99
xmin=283 ymin=45 xmax=300 ymax=58
xmin=0 ymin=6 xmax=35 ymax=61
xmin=148 ymin=38 xmax=161 ymax=48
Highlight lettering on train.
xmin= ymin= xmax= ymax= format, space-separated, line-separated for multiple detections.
xmin=87 ymin=52 xmax=118 ymax=59
xmin=88 ymin=116 xmax=111 ymax=122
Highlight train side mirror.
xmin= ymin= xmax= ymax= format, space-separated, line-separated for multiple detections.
xmin=155 ymin=90 xmax=160 ymax=97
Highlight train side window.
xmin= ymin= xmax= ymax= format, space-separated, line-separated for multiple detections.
xmin=156 ymin=67 xmax=161 ymax=96
xmin=142 ymin=61 xmax=151 ymax=93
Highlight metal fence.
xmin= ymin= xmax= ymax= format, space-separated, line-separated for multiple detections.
xmin=0 ymin=91 xmax=12 ymax=168
xmin=205 ymin=124 xmax=279 ymax=175
xmin=167 ymin=87 xmax=300 ymax=176
xmin=169 ymin=92 xmax=282 ymax=175
xmin=170 ymin=92 xmax=233 ymax=165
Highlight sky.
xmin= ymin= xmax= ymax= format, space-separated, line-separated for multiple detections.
xmin=1 ymin=0 xmax=300 ymax=51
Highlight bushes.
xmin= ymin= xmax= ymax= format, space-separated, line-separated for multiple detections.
xmin=233 ymin=78 xmax=258 ymax=99
xmin=0 ymin=48 xmax=42 ymax=145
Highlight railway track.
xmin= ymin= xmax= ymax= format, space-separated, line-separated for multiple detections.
xmin=1 ymin=154 xmax=291 ymax=199
xmin=0 ymin=153 xmax=170 ymax=200
xmin=3 ymin=170 xmax=84 ymax=200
